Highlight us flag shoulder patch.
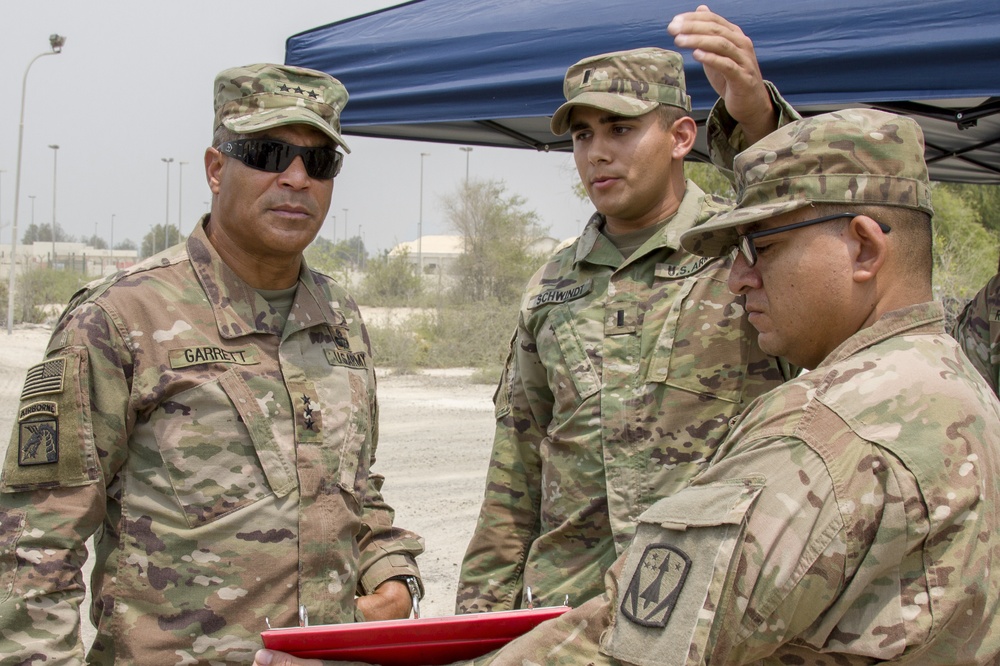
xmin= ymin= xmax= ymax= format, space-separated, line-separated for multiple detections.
xmin=620 ymin=543 xmax=691 ymax=628
xmin=20 ymin=357 xmax=67 ymax=401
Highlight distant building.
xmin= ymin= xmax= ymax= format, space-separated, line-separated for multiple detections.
xmin=389 ymin=234 xmax=564 ymax=274
xmin=0 ymin=241 xmax=139 ymax=279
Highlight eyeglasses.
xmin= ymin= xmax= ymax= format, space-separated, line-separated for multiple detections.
xmin=735 ymin=212 xmax=891 ymax=267
xmin=217 ymin=138 xmax=343 ymax=180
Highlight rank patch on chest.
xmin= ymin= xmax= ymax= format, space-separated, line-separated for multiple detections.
xmin=17 ymin=401 xmax=60 ymax=466
xmin=620 ymin=543 xmax=691 ymax=628
xmin=20 ymin=357 xmax=66 ymax=401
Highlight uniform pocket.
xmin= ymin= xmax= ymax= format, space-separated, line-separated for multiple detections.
xmin=535 ymin=304 xmax=601 ymax=424
xmin=154 ymin=367 xmax=294 ymax=529
xmin=647 ymin=259 xmax=749 ymax=403
xmin=603 ymin=478 xmax=764 ymax=666
xmin=0 ymin=508 xmax=25 ymax=601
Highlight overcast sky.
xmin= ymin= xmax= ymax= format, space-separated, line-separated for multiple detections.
xmin=1 ymin=1 xmax=593 ymax=256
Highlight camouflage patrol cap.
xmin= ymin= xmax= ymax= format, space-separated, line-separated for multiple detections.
xmin=680 ymin=108 xmax=933 ymax=257
xmin=213 ymin=63 xmax=351 ymax=153
xmin=550 ymin=47 xmax=691 ymax=136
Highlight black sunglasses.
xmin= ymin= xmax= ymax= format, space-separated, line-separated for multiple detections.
xmin=735 ymin=212 xmax=891 ymax=267
xmin=218 ymin=138 xmax=343 ymax=180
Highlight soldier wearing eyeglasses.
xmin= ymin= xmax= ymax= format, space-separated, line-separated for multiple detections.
xmin=0 ymin=64 xmax=424 ymax=664
xmin=422 ymin=110 xmax=1000 ymax=666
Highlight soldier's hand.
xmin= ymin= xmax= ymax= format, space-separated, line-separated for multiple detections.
xmin=668 ymin=4 xmax=777 ymax=144
xmin=356 ymin=579 xmax=413 ymax=621
xmin=253 ymin=649 xmax=324 ymax=665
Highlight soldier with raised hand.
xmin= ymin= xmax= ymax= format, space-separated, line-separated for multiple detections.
xmin=426 ymin=109 xmax=1000 ymax=665
xmin=0 ymin=63 xmax=423 ymax=664
xmin=455 ymin=6 xmax=798 ymax=615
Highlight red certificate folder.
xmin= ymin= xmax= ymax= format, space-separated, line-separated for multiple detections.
xmin=261 ymin=605 xmax=571 ymax=664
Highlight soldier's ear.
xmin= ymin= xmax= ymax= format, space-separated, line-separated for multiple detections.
xmin=849 ymin=215 xmax=887 ymax=284
xmin=205 ymin=147 xmax=223 ymax=195
xmin=670 ymin=116 xmax=697 ymax=160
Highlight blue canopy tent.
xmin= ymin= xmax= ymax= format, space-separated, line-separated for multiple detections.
xmin=285 ymin=0 xmax=1000 ymax=183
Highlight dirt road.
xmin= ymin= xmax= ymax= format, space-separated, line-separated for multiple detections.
xmin=0 ymin=325 xmax=496 ymax=644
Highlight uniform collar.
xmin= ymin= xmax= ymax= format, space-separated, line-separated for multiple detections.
xmin=574 ymin=180 xmax=708 ymax=266
xmin=187 ymin=216 xmax=342 ymax=339
xmin=816 ymin=301 xmax=945 ymax=370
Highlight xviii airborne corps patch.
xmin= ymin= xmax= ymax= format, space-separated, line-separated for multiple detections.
xmin=620 ymin=544 xmax=691 ymax=628
xmin=17 ymin=358 xmax=67 ymax=466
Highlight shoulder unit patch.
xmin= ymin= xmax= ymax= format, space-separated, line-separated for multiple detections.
xmin=619 ymin=543 xmax=691 ymax=628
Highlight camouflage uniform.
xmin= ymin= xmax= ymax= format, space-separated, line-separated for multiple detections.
xmin=457 ymin=47 xmax=798 ymax=613
xmin=952 ymin=271 xmax=1000 ymax=395
xmin=459 ymin=110 xmax=1000 ymax=666
xmin=0 ymin=60 xmax=423 ymax=666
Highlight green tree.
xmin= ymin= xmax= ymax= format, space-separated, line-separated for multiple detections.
xmin=932 ymin=185 xmax=1000 ymax=322
xmin=305 ymin=235 xmax=348 ymax=276
xmin=115 ymin=238 xmax=137 ymax=251
xmin=936 ymin=183 xmax=1000 ymax=234
xmin=84 ymin=234 xmax=108 ymax=250
xmin=357 ymin=247 xmax=422 ymax=305
xmin=141 ymin=224 xmax=184 ymax=258
xmin=446 ymin=179 xmax=546 ymax=304
xmin=22 ymin=222 xmax=73 ymax=244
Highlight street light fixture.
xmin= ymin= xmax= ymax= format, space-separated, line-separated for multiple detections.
xmin=161 ymin=157 xmax=173 ymax=253
xmin=7 ymin=33 xmax=66 ymax=335
xmin=419 ymin=152 xmax=430 ymax=274
xmin=459 ymin=146 xmax=472 ymax=185
xmin=48 ymin=144 xmax=59 ymax=266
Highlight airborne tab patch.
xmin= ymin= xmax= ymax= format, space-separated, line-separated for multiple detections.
xmin=20 ymin=358 xmax=66 ymax=401
xmin=620 ymin=543 xmax=691 ymax=628
xmin=17 ymin=401 xmax=60 ymax=466
xmin=528 ymin=279 xmax=593 ymax=309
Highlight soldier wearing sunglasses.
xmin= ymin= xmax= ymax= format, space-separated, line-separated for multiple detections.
xmin=0 ymin=64 xmax=424 ymax=663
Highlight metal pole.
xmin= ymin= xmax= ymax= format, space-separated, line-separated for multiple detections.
xmin=342 ymin=208 xmax=348 ymax=245
xmin=178 ymin=161 xmax=187 ymax=232
xmin=110 ymin=213 xmax=115 ymax=264
xmin=7 ymin=34 xmax=65 ymax=334
xmin=48 ymin=144 xmax=58 ymax=267
xmin=161 ymin=158 xmax=173 ymax=252
xmin=460 ymin=146 xmax=472 ymax=184
xmin=419 ymin=152 xmax=430 ymax=274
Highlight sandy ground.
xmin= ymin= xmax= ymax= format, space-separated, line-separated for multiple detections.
xmin=0 ymin=325 xmax=496 ymax=644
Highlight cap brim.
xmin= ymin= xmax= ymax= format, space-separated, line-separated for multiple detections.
xmin=224 ymin=107 xmax=351 ymax=154
xmin=550 ymin=92 xmax=659 ymax=135
xmin=679 ymin=200 xmax=814 ymax=257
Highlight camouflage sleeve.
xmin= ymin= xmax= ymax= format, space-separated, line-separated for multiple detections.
xmin=0 ymin=302 xmax=132 ymax=661
xmin=951 ymin=272 xmax=1000 ymax=396
xmin=456 ymin=319 xmax=547 ymax=613
xmin=706 ymin=80 xmax=802 ymax=184
xmin=353 ymin=315 xmax=425 ymax=596
xmin=600 ymin=435 xmax=847 ymax=665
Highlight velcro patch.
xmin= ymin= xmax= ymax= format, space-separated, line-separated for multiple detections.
xmin=528 ymin=279 xmax=593 ymax=309
xmin=654 ymin=257 xmax=717 ymax=280
xmin=169 ymin=346 xmax=260 ymax=369
xmin=619 ymin=544 xmax=691 ymax=628
xmin=18 ymin=402 xmax=60 ymax=467
xmin=20 ymin=358 xmax=66 ymax=401
xmin=324 ymin=348 xmax=367 ymax=369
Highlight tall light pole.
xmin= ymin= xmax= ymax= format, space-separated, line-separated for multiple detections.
xmin=161 ymin=158 xmax=173 ymax=253
xmin=329 ymin=214 xmax=337 ymax=243
xmin=48 ymin=144 xmax=59 ymax=266
xmin=459 ymin=146 xmax=472 ymax=185
xmin=7 ymin=34 xmax=65 ymax=334
xmin=342 ymin=208 xmax=348 ymax=244
xmin=28 ymin=196 xmax=36 ymax=228
xmin=178 ymin=161 xmax=188 ymax=232
xmin=419 ymin=152 xmax=430 ymax=274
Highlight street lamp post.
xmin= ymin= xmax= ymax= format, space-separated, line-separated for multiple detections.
xmin=342 ymin=208 xmax=348 ymax=245
xmin=419 ymin=152 xmax=430 ymax=274
xmin=460 ymin=146 xmax=472 ymax=185
xmin=178 ymin=161 xmax=188 ymax=232
xmin=7 ymin=34 xmax=66 ymax=334
xmin=161 ymin=158 xmax=173 ymax=253
xmin=48 ymin=144 xmax=59 ymax=266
